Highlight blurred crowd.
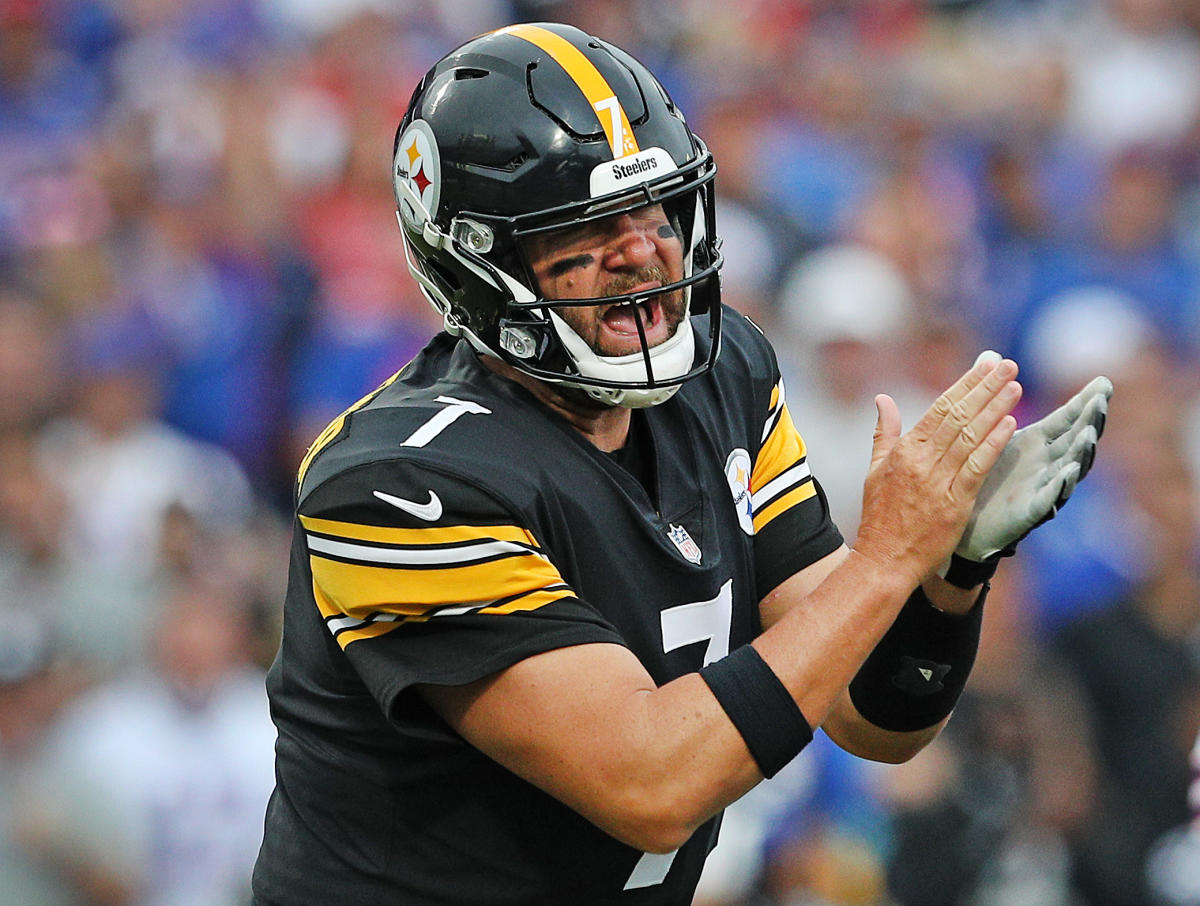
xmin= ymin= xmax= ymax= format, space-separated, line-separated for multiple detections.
xmin=1 ymin=0 xmax=1199 ymax=904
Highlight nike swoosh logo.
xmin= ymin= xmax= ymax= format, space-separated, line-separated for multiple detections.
xmin=373 ymin=489 xmax=443 ymax=522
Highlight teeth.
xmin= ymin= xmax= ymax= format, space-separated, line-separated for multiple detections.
xmin=603 ymin=299 xmax=653 ymax=322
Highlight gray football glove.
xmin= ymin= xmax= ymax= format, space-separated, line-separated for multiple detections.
xmin=956 ymin=360 xmax=1113 ymax=565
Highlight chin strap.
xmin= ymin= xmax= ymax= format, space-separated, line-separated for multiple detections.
xmin=547 ymin=309 xmax=696 ymax=408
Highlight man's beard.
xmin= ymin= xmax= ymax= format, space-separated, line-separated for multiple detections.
xmin=554 ymin=264 xmax=687 ymax=357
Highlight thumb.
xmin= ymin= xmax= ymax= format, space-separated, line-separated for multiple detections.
xmin=870 ymin=394 xmax=902 ymax=472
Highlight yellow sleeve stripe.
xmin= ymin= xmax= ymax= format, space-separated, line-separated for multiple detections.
xmin=752 ymin=482 xmax=818 ymax=533
xmin=299 ymin=513 xmax=538 ymax=549
xmin=333 ymin=621 xmax=402 ymax=648
xmin=308 ymin=544 xmax=569 ymax=619
xmin=314 ymin=578 xmax=577 ymax=649
xmin=312 ymin=575 xmax=342 ymax=620
xmin=751 ymin=401 xmax=808 ymax=491
xmin=495 ymin=24 xmax=639 ymax=160
xmin=480 ymin=586 xmax=576 ymax=616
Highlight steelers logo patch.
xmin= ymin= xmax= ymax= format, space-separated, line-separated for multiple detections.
xmin=394 ymin=119 xmax=441 ymax=225
xmin=725 ymin=448 xmax=754 ymax=535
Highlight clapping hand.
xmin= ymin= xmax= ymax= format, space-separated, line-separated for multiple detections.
xmin=955 ymin=351 xmax=1113 ymax=565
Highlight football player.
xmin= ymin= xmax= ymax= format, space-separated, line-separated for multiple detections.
xmin=252 ymin=22 xmax=1111 ymax=905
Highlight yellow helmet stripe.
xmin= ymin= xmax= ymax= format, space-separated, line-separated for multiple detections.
xmin=496 ymin=23 xmax=639 ymax=160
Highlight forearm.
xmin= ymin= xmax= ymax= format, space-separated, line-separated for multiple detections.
xmin=823 ymin=688 xmax=946 ymax=762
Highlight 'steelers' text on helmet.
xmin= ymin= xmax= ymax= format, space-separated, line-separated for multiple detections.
xmin=392 ymin=22 xmax=723 ymax=408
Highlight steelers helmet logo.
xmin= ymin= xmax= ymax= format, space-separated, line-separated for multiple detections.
xmin=724 ymin=448 xmax=754 ymax=535
xmin=395 ymin=119 xmax=441 ymax=226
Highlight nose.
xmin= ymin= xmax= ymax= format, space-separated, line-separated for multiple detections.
xmin=602 ymin=215 xmax=657 ymax=270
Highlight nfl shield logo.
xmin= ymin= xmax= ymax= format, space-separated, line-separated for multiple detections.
xmin=667 ymin=524 xmax=702 ymax=565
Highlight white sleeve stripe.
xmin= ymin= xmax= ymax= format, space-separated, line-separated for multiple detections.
xmin=751 ymin=461 xmax=812 ymax=511
xmin=325 ymin=612 xmax=405 ymax=634
xmin=307 ymin=534 xmax=544 ymax=566
xmin=324 ymin=604 xmax=486 ymax=635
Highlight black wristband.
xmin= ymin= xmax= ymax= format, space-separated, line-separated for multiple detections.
xmin=848 ymin=585 xmax=987 ymax=732
xmin=700 ymin=645 xmax=813 ymax=778
xmin=942 ymin=552 xmax=1000 ymax=589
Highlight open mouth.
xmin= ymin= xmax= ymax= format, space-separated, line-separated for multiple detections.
xmin=601 ymin=297 xmax=662 ymax=337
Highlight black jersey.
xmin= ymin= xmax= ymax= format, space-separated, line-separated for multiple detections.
xmin=252 ymin=309 xmax=843 ymax=905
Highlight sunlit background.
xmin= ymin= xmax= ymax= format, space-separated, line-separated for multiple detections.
xmin=0 ymin=1 xmax=1198 ymax=904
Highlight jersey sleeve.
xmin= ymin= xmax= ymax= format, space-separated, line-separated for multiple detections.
xmin=297 ymin=459 xmax=626 ymax=715
xmin=750 ymin=370 xmax=845 ymax=596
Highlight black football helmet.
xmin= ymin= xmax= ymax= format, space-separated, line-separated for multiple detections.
xmin=393 ymin=22 xmax=722 ymax=407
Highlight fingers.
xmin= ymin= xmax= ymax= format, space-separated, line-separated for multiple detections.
xmin=1049 ymin=423 xmax=1098 ymax=490
xmin=870 ymin=394 xmax=902 ymax=473
xmin=1043 ymin=392 xmax=1105 ymax=457
xmin=911 ymin=352 xmax=1016 ymax=444
xmin=1083 ymin=375 xmax=1114 ymax=405
xmin=1056 ymin=459 xmax=1083 ymax=508
xmin=1069 ymin=422 xmax=1099 ymax=482
xmin=1021 ymin=423 xmax=1095 ymax=539
xmin=1026 ymin=459 xmax=1081 ymax=530
xmin=949 ymin=412 xmax=1018 ymax=501
xmin=927 ymin=358 xmax=1022 ymax=473
xmin=1036 ymin=375 xmax=1114 ymax=442
xmin=1087 ymin=380 xmax=1111 ymax=440
xmin=1035 ymin=390 xmax=1107 ymax=502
